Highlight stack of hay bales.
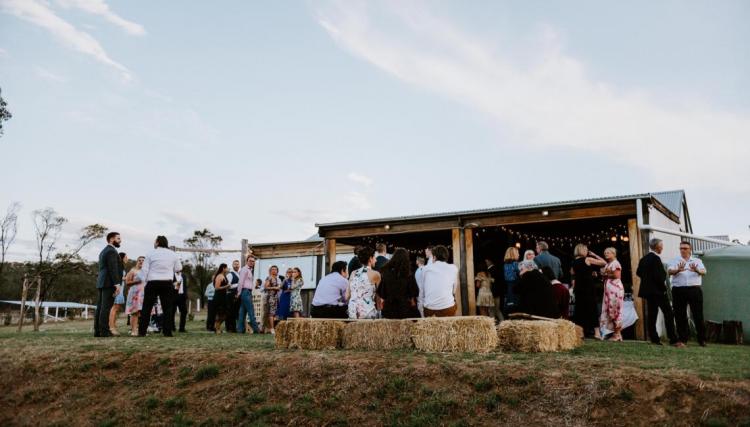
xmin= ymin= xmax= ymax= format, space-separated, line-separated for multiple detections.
xmin=342 ymin=319 xmax=415 ymax=350
xmin=496 ymin=318 xmax=582 ymax=352
xmin=275 ymin=319 xmax=345 ymax=350
xmin=411 ymin=316 xmax=497 ymax=353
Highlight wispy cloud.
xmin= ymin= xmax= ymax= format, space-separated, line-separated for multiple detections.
xmin=316 ymin=2 xmax=750 ymax=192
xmin=34 ymin=65 xmax=66 ymax=83
xmin=0 ymin=0 xmax=133 ymax=80
xmin=347 ymin=172 xmax=373 ymax=187
xmin=56 ymin=0 xmax=146 ymax=36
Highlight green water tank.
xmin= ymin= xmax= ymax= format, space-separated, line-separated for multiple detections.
xmin=701 ymin=245 xmax=750 ymax=343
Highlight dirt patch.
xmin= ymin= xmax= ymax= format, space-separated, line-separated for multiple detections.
xmin=1 ymin=348 xmax=749 ymax=426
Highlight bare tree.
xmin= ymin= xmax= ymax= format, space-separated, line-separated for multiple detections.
xmin=0 ymin=201 xmax=21 ymax=283
xmin=0 ymin=87 xmax=11 ymax=137
xmin=21 ymin=208 xmax=106 ymax=331
xmin=184 ymin=229 xmax=223 ymax=302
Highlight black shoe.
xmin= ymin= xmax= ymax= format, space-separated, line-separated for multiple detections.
xmin=178 ymin=330 xmax=187 ymax=333
xmin=699 ymin=341 xmax=707 ymax=347
xmin=650 ymin=341 xmax=663 ymax=346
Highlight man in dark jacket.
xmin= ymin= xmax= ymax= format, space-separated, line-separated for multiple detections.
xmin=534 ymin=241 xmax=562 ymax=279
xmin=636 ymin=238 xmax=681 ymax=346
xmin=95 ymin=232 xmax=123 ymax=337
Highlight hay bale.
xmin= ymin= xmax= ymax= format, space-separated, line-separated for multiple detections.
xmin=552 ymin=319 xmax=583 ymax=351
xmin=275 ymin=319 xmax=345 ymax=350
xmin=496 ymin=320 xmax=560 ymax=352
xmin=410 ymin=316 xmax=498 ymax=353
xmin=342 ymin=319 xmax=414 ymax=350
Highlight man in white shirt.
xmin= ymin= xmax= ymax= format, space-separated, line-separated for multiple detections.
xmin=138 ymin=235 xmax=182 ymax=337
xmin=414 ymin=256 xmax=426 ymax=317
xmin=668 ymin=241 xmax=708 ymax=346
xmin=421 ymin=246 xmax=458 ymax=317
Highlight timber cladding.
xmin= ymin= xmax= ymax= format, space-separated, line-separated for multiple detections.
xmin=318 ymin=202 xmax=637 ymax=239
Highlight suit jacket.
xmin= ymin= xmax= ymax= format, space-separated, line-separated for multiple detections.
xmin=96 ymin=245 xmax=122 ymax=289
xmin=374 ymin=255 xmax=389 ymax=271
xmin=636 ymin=252 xmax=667 ymax=298
xmin=535 ymin=251 xmax=562 ymax=279
xmin=516 ymin=269 xmax=559 ymax=318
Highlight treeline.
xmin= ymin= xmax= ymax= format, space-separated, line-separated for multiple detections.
xmin=0 ymin=262 xmax=206 ymax=304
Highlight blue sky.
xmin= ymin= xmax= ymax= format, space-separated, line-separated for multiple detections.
xmin=1 ymin=0 xmax=748 ymax=262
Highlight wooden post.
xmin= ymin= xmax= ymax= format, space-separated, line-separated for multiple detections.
xmin=33 ymin=276 xmax=41 ymax=332
xmin=17 ymin=275 xmax=29 ymax=332
xmin=452 ymin=229 xmax=463 ymax=315
xmin=325 ymin=238 xmax=337 ymax=274
xmin=241 ymin=239 xmax=248 ymax=264
xmin=465 ymin=229 xmax=476 ymax=316
xmin=628 ymin=218 xmax=645 ymax=340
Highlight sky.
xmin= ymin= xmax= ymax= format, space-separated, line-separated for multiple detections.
xmin=0 ymin=0 xmax=748 ymax=263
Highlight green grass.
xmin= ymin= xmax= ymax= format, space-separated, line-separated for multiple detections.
xmin=1 ymin=318 xmax=749 ymax=381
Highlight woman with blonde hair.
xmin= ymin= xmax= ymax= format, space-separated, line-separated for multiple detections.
xmin=289 ymin=267 xmax=305 ymax=318
xmin=571 ymin=244 xmax=606 ymax=339
xmin=124 ymin=256 xmax=145 ymax=336
xmin=503 ymin=247 xmax=521 ymax=313
xmin=600 ymin=247 xmax=625 ymax=341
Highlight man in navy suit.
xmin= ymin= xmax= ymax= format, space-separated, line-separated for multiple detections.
xmin=95 ymin=232 xmax=123 ymax=337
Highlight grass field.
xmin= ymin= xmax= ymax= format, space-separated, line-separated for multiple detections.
xmin=1 ymin=317 xmax=749 ymax=426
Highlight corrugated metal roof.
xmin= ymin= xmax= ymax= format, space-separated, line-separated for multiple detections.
xmin=316 ymin=190 xmax=686 ymax=228
xmin=652 ymin=190 xmax=685 ymax=218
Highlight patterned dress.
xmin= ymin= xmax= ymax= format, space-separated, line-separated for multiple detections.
xmin=348 ymin=267 xmax=378 ymax=319
xmin=600 ymin=260 xmax=625 ymax=332
xmin=289 ymin=278 xmax=304 ymax=314
xmin=125 ymin=269 xmax=144 ymax=315
xmin=264 ymin=276 xmax=281 ymax=317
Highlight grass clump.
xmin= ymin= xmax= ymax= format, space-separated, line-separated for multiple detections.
xmin=193 ymin=364 xmax=220 ymax=382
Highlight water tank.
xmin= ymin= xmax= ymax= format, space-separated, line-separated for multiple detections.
xmin=701 ymin=245 xmax=750 ymax=343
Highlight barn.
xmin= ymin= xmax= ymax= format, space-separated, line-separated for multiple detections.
xmin=314 ymin=190 xmax=734 ymax=341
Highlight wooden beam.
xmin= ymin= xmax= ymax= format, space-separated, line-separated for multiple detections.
xmin=465 ymin=228 xmax=476 ymax=316
xmin=452 ymin=229 xmax=463 ymax=315
xmin=628 ymin=218 xmax=646 ymax=340
xmin=250 ymin=242 xmax=352 ymax=259
xmin=318 ymin=203 xmax=635 ymax=239
xmin=470 ymin=204 xmax=636 ymax=228
xmin=325 ymin=238 xmax=336 ymax=274
xmin=321 ymin=219 xmax=460 ymax=239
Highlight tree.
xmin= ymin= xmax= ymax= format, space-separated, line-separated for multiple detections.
xmin=20 ymin=208 xmax=106 ymax=331
xmin=0 ymin=202 xmax=20 ymax=285
xmin=183 ymin=229 xmax=223 ymax=302
xmin=0 ymin=87 xmax=11 ymax=137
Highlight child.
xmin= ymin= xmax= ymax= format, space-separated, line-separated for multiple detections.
xmin=475 ymin=271 xmax=495 ymax=317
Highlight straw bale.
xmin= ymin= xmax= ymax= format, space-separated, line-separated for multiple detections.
xmin=552 ymin=319 xmax=583 ymax=351
xmin=274 ymin=319 xmax=345 ymax=350
xmin=496 ymin=320 xmax=560 ymax=352
xmin=342 ymin=319 xmax=414 ymax=350
xmin=410 ymin=316 xmax=498 ymax=353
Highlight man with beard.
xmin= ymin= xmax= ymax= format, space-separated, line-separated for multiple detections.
xmin=95 ymin=232 xmax=124 ymax=337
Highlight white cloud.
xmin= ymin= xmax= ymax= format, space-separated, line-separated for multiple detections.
xmin=34 ymin=66 xmax=66 ymax=82
xmin=56 ymin=0 xmax=146 ymax=36
xmin=0 ymin=0 xmax=132 ymax=80
xmin=347 ymin=172 xmax=373 ymax=187
xmin=316 ymin=2 xmax=750 ymax=192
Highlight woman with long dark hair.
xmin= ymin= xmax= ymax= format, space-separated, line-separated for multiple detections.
xmin=212 ymin=263 xmax=229 ymax=334
xmin=377 ymin=248 xmax=420 ymax=319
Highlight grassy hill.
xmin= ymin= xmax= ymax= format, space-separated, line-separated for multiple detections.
xmin=1 ymin=319 xmax=749 ymax=426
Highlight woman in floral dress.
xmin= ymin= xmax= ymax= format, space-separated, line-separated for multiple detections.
xmin=263 ymin=266 xmax=282 ymax=334
xmin=289 ymin=267 xmax=305 ymax=318
xmin=347 ymin=247 xmax=381 ymax=319
xmin=600 ymin=247 xmax=625 ymax=341
xmin=124 ymin=256 xmax=145 ymax=336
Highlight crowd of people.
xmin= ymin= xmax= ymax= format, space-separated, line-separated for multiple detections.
xmin=94 ymin=232 xmax=708 ymax=346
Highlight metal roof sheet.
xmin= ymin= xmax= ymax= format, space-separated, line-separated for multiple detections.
xmin=316 ymin=190 xmax=686 ymax=228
